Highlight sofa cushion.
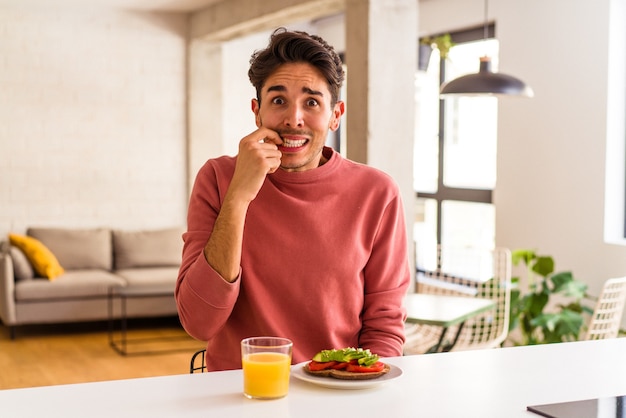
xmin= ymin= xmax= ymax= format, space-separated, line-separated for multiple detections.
xmin=115 ymin=267 xmax=179 ymax=288
xmin=113 ymin=227 xmax=183 ymax=270
xmin=28 ymin=227 xmax=112 ymax=271
xmin=9 ymin=233 xmax=65 ymax=280
xmin=9 ymin=246 xmax=35 ymax=281
xmin=14 ymin=270 xmax=126 ymax=301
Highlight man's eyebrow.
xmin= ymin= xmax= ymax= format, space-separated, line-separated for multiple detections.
xmin=303 ymin=87 xmax=324 ymax=97
xmin=265 ymin=85 xmax=324 ymax=97
xmin=266 ymin=85 xmax=286 ymax=93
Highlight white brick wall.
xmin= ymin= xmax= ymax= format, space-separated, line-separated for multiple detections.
xmin=0 ymin=8 xmax=188 ymax=235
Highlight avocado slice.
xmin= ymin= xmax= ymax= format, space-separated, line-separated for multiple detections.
xmin=312 ymin=347 xmax=379 ymax=366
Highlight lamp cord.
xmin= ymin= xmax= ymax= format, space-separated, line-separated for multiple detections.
xmin=483 ymin=0 xmax=489 ymax=41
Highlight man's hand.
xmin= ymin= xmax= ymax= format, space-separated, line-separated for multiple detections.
xmin=228 ymin=127 xmax=283 ymax=204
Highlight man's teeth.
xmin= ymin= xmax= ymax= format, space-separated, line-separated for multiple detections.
xmin=282 ymin=139 xmax=306 ymax=148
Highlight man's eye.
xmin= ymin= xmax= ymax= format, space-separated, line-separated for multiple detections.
xmin=306 ymin=99 xmax=319 ymax=106
xmin=272 ymin=97 xmax=285 ymax=105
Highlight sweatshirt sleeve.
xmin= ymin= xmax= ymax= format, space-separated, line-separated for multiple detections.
xmin=359 ymin=191 xmax=411 ymax=357
xmin=175 ymin=159 xmax=241 ymax=341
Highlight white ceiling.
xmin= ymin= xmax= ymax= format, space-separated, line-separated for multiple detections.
xmin=0 ymin=0 xmax=223 ymax=12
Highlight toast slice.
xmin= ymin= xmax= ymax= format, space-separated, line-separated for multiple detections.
xmin=303 ymin=362 xmax=390 ymax=380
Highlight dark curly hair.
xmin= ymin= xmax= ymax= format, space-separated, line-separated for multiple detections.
xmin=248 ymin=27 xmax=345 ymax=106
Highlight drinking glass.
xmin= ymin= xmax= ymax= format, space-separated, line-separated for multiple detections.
xmin=241 ymin=336 xmax=293 ymax=400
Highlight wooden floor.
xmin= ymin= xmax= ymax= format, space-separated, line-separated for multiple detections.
xmin=0 ymin=317 xmax=206 ymax=390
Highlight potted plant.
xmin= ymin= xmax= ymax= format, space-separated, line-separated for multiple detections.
xmin=508 ymin=249 xmax=594 ymax=345
xmin=418 ymin=34 xmax=454 ymax=71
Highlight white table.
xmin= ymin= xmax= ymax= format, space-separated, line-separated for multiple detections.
xmin=2 ymin=338 xmax=626 ymax=417
xmin=404 ymin=293 xmax=496 ymax=352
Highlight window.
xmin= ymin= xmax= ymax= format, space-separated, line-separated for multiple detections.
xmin=414 ymin=26 xmax=498 ymax=264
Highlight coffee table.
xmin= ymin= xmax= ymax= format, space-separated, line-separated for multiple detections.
xmin=107 ymin=284 xmax=195 ymax=355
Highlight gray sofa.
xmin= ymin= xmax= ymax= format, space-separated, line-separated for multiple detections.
xmin=0 ymin=226 xmax=184 ymax=338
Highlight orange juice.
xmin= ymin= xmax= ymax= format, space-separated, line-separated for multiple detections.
xmin=242 ymin=352 xmax=291 ymax=399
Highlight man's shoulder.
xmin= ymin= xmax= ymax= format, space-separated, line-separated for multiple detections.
xmin=340 ymin=157 xmax=398 ymax=186
xmin=201 ymin=155 xmax=237 ymax=172
xmin=209 ymin=154 xmax=237 ymax=166
xmin=193 ymin=155 xmax=237 ymax=187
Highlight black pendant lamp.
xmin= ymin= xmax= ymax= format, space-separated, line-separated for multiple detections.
xmin=439 ymin=0 xmax=534 ymax=98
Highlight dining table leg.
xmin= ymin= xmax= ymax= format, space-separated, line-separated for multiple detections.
xmin=441 ymin=321 xmax=466 ymax=352
xmin=426 ymin=321 xmax=467 ymax=353
xmin=426 ymin=328 xmax=449 ymax=353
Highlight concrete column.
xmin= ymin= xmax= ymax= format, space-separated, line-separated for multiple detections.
xmin=187 ymin=39 xmax=224 ymax=195
xmin=345 ymin=0 xmax=417 ymax=285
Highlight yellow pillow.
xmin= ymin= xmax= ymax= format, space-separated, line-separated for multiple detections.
xmin=8 ymin=233 xmax=65 ymax=280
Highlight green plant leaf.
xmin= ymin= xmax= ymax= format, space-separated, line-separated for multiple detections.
xmin=561 ymin=302 xmax=584 ymax=313
xmin=551 ymin=272 xmax=587 ymax=298
xmin=550 ymin=271 xmax=573 ymax=289
xmin=554 ymin=309 xmax=584 ymax=340
xmin=532 ymin=313 xmax=559 ymax=332
xmin=512 ymin=249 xmax=536 ymax=266
xmin=523 ymin=292 xmax=549 ymax=317
xmin=565 ymin=281 xmax=588 ymax=299
xmin=531 ymin=256 xmax=554 ymax=277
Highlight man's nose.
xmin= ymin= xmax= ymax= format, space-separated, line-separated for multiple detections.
xmin=284 ymin=105 xmax=304 ymax=127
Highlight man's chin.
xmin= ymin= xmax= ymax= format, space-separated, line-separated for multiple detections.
xmin=278 ymin=148 xmax=324 ymax=172
xmin=278 ymin=159 xmax=311 ymax=172
xmin=279 ymin=164 xmax=301 ymax=172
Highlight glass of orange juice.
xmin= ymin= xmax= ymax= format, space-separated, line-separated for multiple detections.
xmin=241 ymin=336 xmax=293 ymax=400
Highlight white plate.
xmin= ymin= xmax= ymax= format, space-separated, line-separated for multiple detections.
xmin=291 ymin=361 xmax=403 ymax=390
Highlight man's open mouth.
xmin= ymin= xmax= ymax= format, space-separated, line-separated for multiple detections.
xmin=281 ymin=138 xmax=307 ymax=148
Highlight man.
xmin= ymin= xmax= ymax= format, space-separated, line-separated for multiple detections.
xmin=176 ymin=28 xmax=410 ymax=371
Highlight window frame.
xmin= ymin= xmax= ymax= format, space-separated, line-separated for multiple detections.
xmin=416 ymin=24 xmax=496 ymax=245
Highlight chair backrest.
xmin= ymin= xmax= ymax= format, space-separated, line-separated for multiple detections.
xmin=584 ymin=276 xmax=626 ymax=341
xmin=416 ymin=245 xmax=512 ymax=350
xmin=190 ymin=349 xmax=207 ymax=373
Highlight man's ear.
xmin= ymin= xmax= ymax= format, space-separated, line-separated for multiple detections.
xmin=251 ymin=98 xmax=261 ymax=127
xmin=329 ymin=101 xmax=345 ymax=131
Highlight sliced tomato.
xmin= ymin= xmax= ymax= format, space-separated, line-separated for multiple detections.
xmin=307 ymin=361 xmax=337 ymax=371
xmin=346 ymin=361 xmax=385 ymax=373
xmin=330 ymin=362 xmax=349 ymax=370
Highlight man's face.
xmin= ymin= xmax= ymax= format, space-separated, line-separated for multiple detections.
xmin=252 ymin=62 xmax=344 ymax=172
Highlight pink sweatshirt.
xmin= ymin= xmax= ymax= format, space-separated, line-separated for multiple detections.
xmin=176 ymin=147 xmax=410 ymax=371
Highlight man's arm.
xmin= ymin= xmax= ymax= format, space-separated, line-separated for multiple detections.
xmin=202 ymin=128 xmax=283 ymax=282
xmin=359 ymin=194 xmax=411 ymax=357
xmin=175 ymin=127 xmax=282 ymax=341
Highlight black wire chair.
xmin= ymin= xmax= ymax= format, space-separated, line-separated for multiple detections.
xmin=189 ymin=349 xmax=207 ymax=373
